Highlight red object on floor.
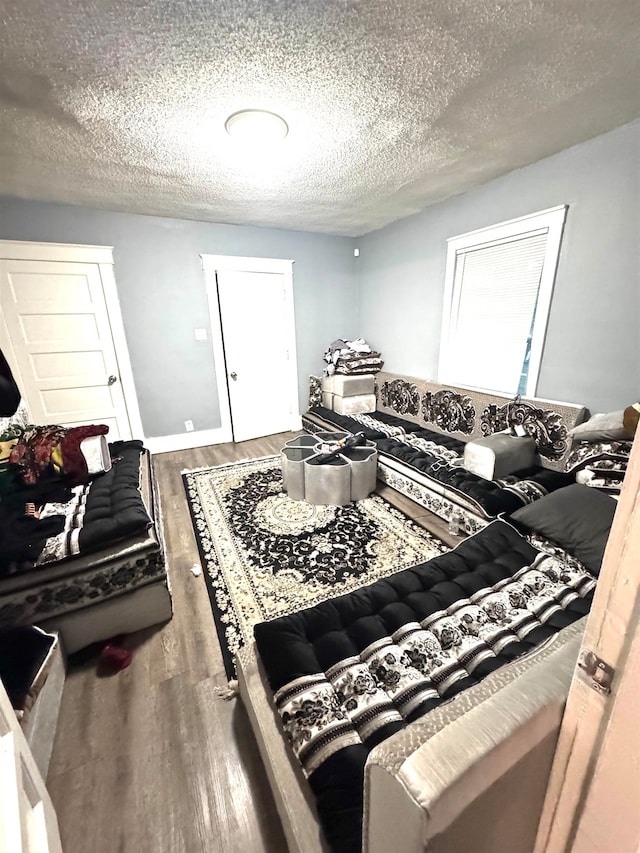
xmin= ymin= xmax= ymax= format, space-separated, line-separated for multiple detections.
xmin=98 ymin=636 xmax=132 ymax=673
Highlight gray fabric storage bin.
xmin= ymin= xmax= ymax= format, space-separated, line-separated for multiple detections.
xmin=304 ymin=457 xmax=352 ymax=506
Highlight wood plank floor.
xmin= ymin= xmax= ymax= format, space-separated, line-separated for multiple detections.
xmin=47 ymin=432 xmax=459 ymax=853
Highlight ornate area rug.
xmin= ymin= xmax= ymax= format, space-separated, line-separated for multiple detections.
xmin=183 ymin=455 xmax=448 ymax=679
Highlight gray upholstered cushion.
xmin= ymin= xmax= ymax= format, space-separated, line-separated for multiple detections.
xmin=568 ymin=410 xmax=629 ymax=443
xmin=463 ymin=433 xmax=537 ymax=480
xmin=510 ymin=483 xmax=616 ymax=574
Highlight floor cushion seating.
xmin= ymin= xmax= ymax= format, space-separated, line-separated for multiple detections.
xmin=304 ymin=372 xmax=586 ymax=529
xmin=252 ymin=519 xmax=595 ymax=853
xmin=0 ymin=437 xmax=172 ymax=653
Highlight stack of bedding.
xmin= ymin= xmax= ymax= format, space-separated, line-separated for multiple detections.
xmin=0 ymin=418 xmax=170 ymax=655
xmin=323 ymin=339 xmax=384 ymax=376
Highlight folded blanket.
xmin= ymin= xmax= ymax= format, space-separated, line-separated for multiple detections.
xmin=323 ymin=339 xmax=383 ymax=376
xmin=335 ymin=362 xmax=384 ymax=375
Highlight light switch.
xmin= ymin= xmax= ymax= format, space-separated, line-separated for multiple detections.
xmin=194 ymin=328 xmax=208 ymax=341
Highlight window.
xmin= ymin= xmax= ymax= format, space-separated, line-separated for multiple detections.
xmin=438 ymin=205 xmax=567 ymax=397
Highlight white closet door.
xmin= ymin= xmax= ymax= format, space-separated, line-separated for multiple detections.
xmin=216 ymin=269 xmax=296 ymax=443
xmin=0 ymin=258 xmax=132 ymax=440
xmin=0 ymin=681 xmax=63 ymax=853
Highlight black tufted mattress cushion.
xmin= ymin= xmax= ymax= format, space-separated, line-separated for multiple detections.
xmin=308 ymin=406 xmax=573 ymax=517
xmin=73 ymin=440 xmax=151 ymax=556
xmin=254 ymin=520 xmax=595 ymax=853
xmin=0 ymin=440 xmax=152 ymax=576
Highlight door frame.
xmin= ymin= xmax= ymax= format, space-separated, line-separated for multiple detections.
xmin=534 ymin=429 xmax=640 ymax=853
xmin=0 ymin=239 xmax=144 ymax=439
xmin=201 ymin=254 xmax=300 ymax=443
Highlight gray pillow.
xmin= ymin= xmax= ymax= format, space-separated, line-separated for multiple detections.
xmin=568 ymin=410 xmax=629 ymax=444
xmin=510 ymin=484 xmax=616 ymax=575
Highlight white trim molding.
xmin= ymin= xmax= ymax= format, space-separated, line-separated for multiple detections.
xmin=438 ymin=205 xmax=567 ymax=398
xmin=0 ymin=240 xmax=114 ymax=264
xmin=444 ymin=205 xmax=567 ymax=246
xmin=97 ymin=260 xmax=145 ymax=439
xmin=203 ymin=275 xmax=234 ymax=445
xmin=144 ymin=427 xmax=230 ymax=455
xmin=201 ymin=254 xmax=294 ymax=274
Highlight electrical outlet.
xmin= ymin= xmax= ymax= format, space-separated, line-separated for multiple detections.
xmin=184 ymin=420 xmax=194 ymax=432
xmin=194 ymin=328 xmax=208 ymax=341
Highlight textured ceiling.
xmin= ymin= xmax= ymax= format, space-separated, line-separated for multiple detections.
xmin=0 ymin=0 xmax=639 ymax=236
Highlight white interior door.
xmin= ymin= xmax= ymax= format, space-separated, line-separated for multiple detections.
xmin=0 ymin=680 xmax=63 ymax=853
xmin=211 ymin=262 xmax=298 ymax=443
xmin=0 ymin=256 xmax=134 ymax=441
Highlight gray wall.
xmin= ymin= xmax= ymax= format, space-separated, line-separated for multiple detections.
xmin=1 ymin=121 xmax=637 ymax=438
xmin=0 ymin=200 xmax=357 ymax=437
xmin=357 ymin=120 xmax=640 ymax=414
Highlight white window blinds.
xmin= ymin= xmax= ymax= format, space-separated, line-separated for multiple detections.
xmin=439 ymin=207 xmax=567 ymax=397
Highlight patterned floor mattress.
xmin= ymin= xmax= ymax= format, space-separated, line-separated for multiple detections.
xmin=254 ymin=519 xmax=595 ymax=853
xmin=0 ymin=443 xmax=167 ymax=631
xmin=303 ymin=407 xmax=573 ymax=527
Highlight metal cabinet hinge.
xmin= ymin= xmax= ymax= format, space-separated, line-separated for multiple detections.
xmin=577 ymin=649 xmax=614 ymax=695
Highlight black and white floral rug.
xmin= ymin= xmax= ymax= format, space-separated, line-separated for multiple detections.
xmin=182 ymin=455 xmax=448 ymax=680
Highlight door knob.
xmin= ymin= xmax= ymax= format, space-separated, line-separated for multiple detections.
xmin=108 ymin=374 xmax=118 ymax=385
xmin=230 ymin=372 xmax=238 ymax=381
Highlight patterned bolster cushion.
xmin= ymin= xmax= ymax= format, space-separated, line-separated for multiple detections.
xmin=564 ymin=440 xmax=632 ymax=495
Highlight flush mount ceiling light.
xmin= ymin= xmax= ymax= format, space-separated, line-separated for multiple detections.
xmin=224 ymin=109 xmax=289 ymax=142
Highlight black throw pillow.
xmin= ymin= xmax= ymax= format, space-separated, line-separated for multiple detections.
xmin=510 ymin=483 xmax=616 ymax=575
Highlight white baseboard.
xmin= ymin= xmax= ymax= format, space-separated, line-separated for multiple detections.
xmin=145 ymin=427 xmax=232 ymax=455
